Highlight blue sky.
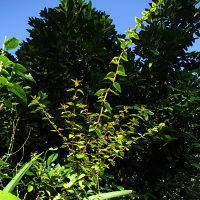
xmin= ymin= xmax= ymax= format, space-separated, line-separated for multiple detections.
xmin=0 ymin=0 xmax=199 ymax=55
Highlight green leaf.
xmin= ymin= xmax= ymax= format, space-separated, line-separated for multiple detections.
xmin=121 ymin=51 xmax=128 ymax=61
xmin=135 ymin=17 xmax=141 ymax=23
xmin=5 ymin=37 xmax=20 ymax=50
xmin=118 ymin=38 xmax=126 ymax=49
xmin=152 ymin=2 xmax=157 ymax=7
xmin=121 ymin=42 xmax=126 ymax=50
xmin=0 ymin=191 xmax=21 ymax=200
xmin=120 ymin=151 xmax=124 ymax=157
xmin=3 ymin=100 xmax=12 ymax=109
xmin=0 ymin=55 xmax=13 ymax=65
xmin=132 ymin=32 xmax=140 ymax=40
xmin=191 ymin=163 xmax=200 ymax=169
xmin=113 ymin=82 xmax=121 ymax=93
xmin=66 ymin=88 xmax=75 ymax=92
xmin=8 ymin=84 xmax=27 ymax=103
xmin=95 ymin=89 xmax=106 ymax=96
xmin=117 ymin=71 xmax=127 ymax=76
xmin=0 ymin=76 xmax=9 ymax=86
xmin=104 ymin=102 xmax=112 ymax=113
xmin=76 ymin=154 xmax=85 ymax=159
xmin=77 ymin=89 xmax=84 ymax=95
xmin=104 ymin=72 xmax=115 ymax=80
xmin=116 ymin=185 xmax=124 ymax=191
xmin=13 ymin=64 xmax=35 ymax=82
xmin=49 ymin=147 xmax=58 ymax=151
xmin=147 ymin=15 xmax=153 ymax=23
xmin=151 ymin=50 xmax=159 ymax=55
xmin=89 ymin=125 xmax=95 ymax=132
xmin=28 ymin=101 xmax=38 ymax=107
xmin=118 ymin=38 xmax=125 ymax=43
xmin=118 ymin=65 xmax=125 ymax=73
xmin=96 ymin=129 xmax=102 ymax=137
xmin=151 ymin=7 xmax=157 ymax=12
xmin=3 ymin=160 xmax=33 ymax=193
xmin=24 ymin=73 xmax=35 ymax=82
xmin=142 ymin=16 xmax=148 ymax=21
xmin=85 ymin=190 xmax=134 ymax=200
xmin=1 ymin=69 xmax=9 ymax=76
xmin=0 ymin=160 xmax=9 ymax=166
xmin=127 ymin=39 xmax=133 ymax=46
xmin=110 ymin=57 xmax=119 ymax=65
xmin=47 ymin=153 xmax=58 ymax=167
xmin=28 ymin=185 xmax=33 ymax=192
xmin=14 ymin=63 xmax=27 ymax=73
xmin=142 ymin=11 xmax=149 ymax=15
xmin=109 ymin=88 xmax=119 ymax=96
xmin=149 ymin=63 xmax=153 ymax=68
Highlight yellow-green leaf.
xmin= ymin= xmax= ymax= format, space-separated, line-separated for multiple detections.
xmin=5 ymin=37 xmax=20 ymax=51
xmin=113 ymin=82 xmax=121 ymax=93
xmin=95 ymin=89 xmax=106 ymax=96
xmin=135 ymin=17 xmax=141 ymax=23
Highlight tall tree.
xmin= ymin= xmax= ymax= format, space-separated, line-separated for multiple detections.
xmin=13 ymin=0 xmax=124 ymax=161
xmin=109 ymin=0 xmax=200 ymax=199
xmin=16 ymin=0 xmax=122 ymax=105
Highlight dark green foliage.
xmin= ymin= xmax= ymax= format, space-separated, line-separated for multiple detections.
xmin=13 ymin=1 xmax=125 ymax=166
xmin=16 ymin=0 xmax=121 ymax=105
xmin=4 ymin=0 xmax=126 ymax=165
xmin=1 ymin=0 xmax=200 ymax=199
xmin=108 ymin=0 xmax=200 ymax=199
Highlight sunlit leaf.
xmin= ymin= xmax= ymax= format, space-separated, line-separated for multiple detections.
xmin=113 ymin=82 xmax=121 ymax=93
xmin=47 ymin=153 xmax=58 ymax=167
xmin=95 ymin=89 xmax=106 ymax=96
xmin=5 ymin=37 xmax=20 ymax=50
xmin=104 ymin=102 xmax=112 ymax=114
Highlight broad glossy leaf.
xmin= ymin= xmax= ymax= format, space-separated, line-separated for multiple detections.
xmin=3 ymin=160 xmax=33 ymax=193
xmin=0 ymin=191 xmax=21 ymax=200
xmin=0 ymin=76 xmax=9 ymax=85
xmin=14 ymin=63 xmax=27 ymax=73
xmin=5 ymin=37 xmax=20 ymax=50
xmin=8 ymin=84 xmax=27 ymax=103
xmin=0 ymin=55 xmax=13 ymax=65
